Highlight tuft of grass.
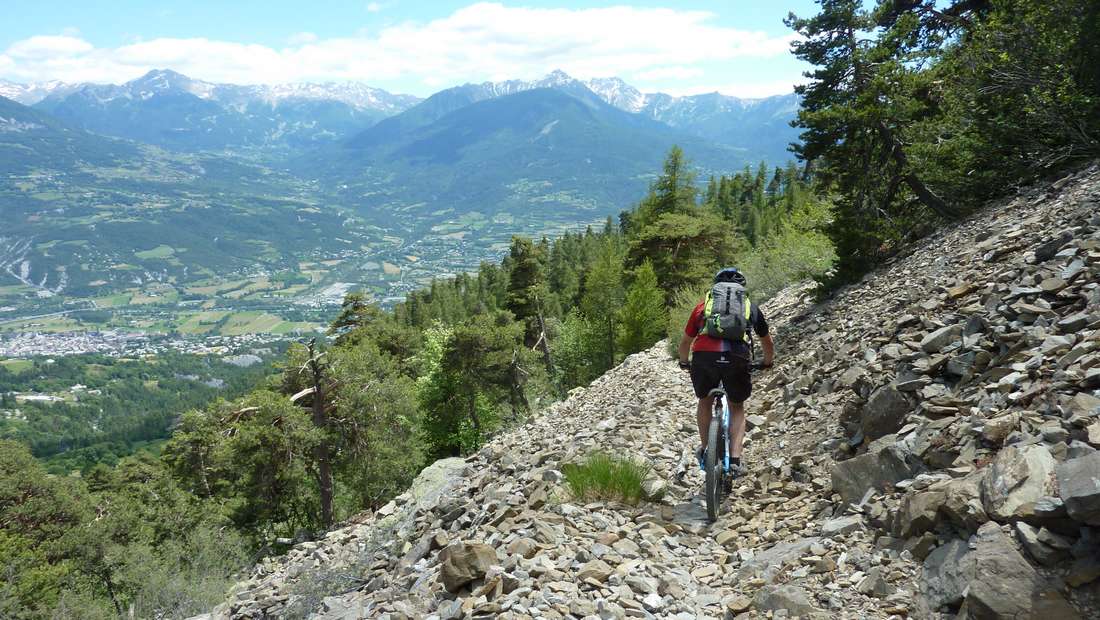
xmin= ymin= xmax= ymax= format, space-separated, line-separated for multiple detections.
xmin=561 ymin=452 xmax=653 ymax=506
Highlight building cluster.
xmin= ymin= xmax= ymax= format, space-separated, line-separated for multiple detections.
xmin=0 ymin=330 xmax=292 ymax=359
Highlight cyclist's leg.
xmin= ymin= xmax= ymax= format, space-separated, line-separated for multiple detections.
xmin=690 ymin=353 xmax=721 ymax=451
xmin=697 ymin=396 xmax=714 ymax=448
xmin=728 ymin=401 xmax=746 ymax=460
xmin=724 ymin=358 xmax=752 ymax=462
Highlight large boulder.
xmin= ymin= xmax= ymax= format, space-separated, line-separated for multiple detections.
xmin=896 ymin=489 xmax=946 ymax=538
xmin=1013 ymin=522 xmax=1073 ymax=566
xmin=832 ymin=435 xmax=925 ymax=506
xmin=821 ymin=514 xmax=864 ymax=537
xmin=1056 ymin=451 xmax=1100 ymax=525
xmin=752 ymin=584 xmax=821 ymax=617
xmin=921 ymin=324 xmax=964 ymax=353
xmin=439 ymin=542 xmax=498 ymax=592
xmin=917 ymin=538 xmax=976 ymax=616
xmin=981 ymin=444 xmax=1058 ymax=522
xmin=1069 ymin=392 xmax=1100 ymax=415
xmin=839 ymin=365 xmax=873 ymax=399
xmin=736 ymin=537 xmax=822 ymax=584
xmin=861 ymin=384 xmax=912 ymax=441
xmin=378 ymin=456 xmax=467 ymax=533
xmin=965 ymin=522 xmax=1080 ymax=619
xmin=940 ymin=470 xmax=990 ymax=532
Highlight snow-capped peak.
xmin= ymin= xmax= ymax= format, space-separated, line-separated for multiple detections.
xmin=541 ymin=69 xmax=576 ymax=87
xmin=127 ymin=69 xmax=217 ymax=100
xmin=583 ymin=77 xmax=647 ymax=113
xmin=0 ymin=79 xmax=80 ymax=105
xmin=242 ymin=82 xmax=420 ymax=111
xmin=2 ymin=69 xmax=420 ymax=112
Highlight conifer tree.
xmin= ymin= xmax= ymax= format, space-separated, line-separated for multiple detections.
xmin=505 ymin=236 xmax=548 ymax=345
xmin=786 ymin=0 xmax=964 ymax=284
xmin=626 ymin=147 xmax=734 ymax=300
xmin=619 ymin=260 xmax=668 ymax=355
xmin=580 ymin=238 xmax=625 ymax=371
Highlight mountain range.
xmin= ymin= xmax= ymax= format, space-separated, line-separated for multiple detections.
xmin=1 ymin=69 xmax=798 ymax=161
xmin=16 ymin=70 xmax=418 ymax=151
xmin=0 ymin=68 xmax=801 ymax=310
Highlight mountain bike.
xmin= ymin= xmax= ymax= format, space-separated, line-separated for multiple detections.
xmin=703 ymin=362 xmax=766 ymax=522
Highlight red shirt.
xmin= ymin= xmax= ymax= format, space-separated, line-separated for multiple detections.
xmin=685 ymin=300 xmax=769 ymax=353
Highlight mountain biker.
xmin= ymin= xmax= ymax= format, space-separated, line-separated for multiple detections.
xmin=677 ymin=267 xmax=774 ymax=485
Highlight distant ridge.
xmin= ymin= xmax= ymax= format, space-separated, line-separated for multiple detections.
xmin=4 ymin=69 xmax=798 ymax=160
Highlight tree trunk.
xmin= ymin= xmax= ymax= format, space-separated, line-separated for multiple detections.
xmin=509 ymin=349 xmax=530 ymax=419
xmin=306 ymin=340 xmax=333 ymax=529
xmin=467 ymin=395 xmax=482 ymax=436
xmin=606 ymin=313 xmax=615 ymax=371
xmin=877 ymin=121 xmax=956 ymax=218
xmin=101 ymin=569 xmax=122 ymax=617
xmin=535 ymin=300 xmax=554 ymax=377
xmin=198 ymin=449 xmax=212 ymax=497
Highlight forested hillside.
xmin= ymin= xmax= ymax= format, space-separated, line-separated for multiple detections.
xmin=0 ymin=352 xmax=279 ymax=473
xmin=788 ymin=0 xmax=1100 ymax=288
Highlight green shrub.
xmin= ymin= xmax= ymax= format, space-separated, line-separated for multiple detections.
xmin=735 ymin=200 xmax=835 ymax=303
xmin=554 ymin=310 xmax=607 ymax=389
xmin=561 ymin=452 xmax=652 ymax=505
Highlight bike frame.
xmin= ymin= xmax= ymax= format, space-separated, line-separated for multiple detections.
xmin=715 ymin=388 xmax=730 ymax=472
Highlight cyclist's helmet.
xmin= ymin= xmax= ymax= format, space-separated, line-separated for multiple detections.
xmin=714 ymin=267 xmax=747 ymax=286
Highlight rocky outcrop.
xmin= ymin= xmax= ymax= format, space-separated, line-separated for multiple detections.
xmin=202 ymin=164 xmax=1100 ymax=618
xmin=1058 ymin=452 xmax=1100 ymax=525
xmin=965 ymin=522 xmax=1080 ymax=619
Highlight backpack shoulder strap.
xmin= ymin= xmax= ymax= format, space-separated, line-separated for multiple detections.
xmin=697 ymin=295 xmax=709 ymax=336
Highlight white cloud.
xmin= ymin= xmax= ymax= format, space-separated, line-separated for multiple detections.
xmin=287 ymin=32 xmax=318 ymax=45
xmin=366 ymin=2 xmax=382 ymax=12
xmin=7 ymin=35 xmax=94 ymax=60
xmin=634 ymin=66 xmax=705 ymax=82
xmin=0 ymin=3 xmax=799 ymax=94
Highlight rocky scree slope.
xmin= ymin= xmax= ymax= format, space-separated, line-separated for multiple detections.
xmin=201 ymin=164 xmax=1100 ymax=619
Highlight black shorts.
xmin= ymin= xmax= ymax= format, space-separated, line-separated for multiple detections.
xmin=690 ymin=351 xmax=752 ymax=403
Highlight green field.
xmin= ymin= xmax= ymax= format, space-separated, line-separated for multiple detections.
xmin=0 ymin=316 xmax=81 ymax=334
xmin=0 ymin=359 xmax=34 ymax=374
xmin=93 ymin=293 xmax=132 ymax=308
xmin=177 ymin=311 xmax=230 ymax=334
xmin=174 ymin=310 xmax=319 ymax=336
xmin=134 ymin=245 xmax=177 ymax=260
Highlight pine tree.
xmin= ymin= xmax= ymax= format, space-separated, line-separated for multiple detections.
xmin=328 ymin=292 xmax=371 ymax=339
xmin=619 ymin=261 xmax=668 ymax=355
xmin=626 ymin=147 xmax=734 ymax=300
xmin=580 ymin=239 xmax=625 ymax=371
xmin=786 ymin=0 xmax=962 ymax=285
xmin=505 ymin=236 xmax=548 ymax=345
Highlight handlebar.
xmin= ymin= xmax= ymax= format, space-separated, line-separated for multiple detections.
xmin=679 ymin=360 xmax=772 ymax=371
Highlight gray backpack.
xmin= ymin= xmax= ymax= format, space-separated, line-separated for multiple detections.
xmin=702 ymin=281 xmax=751 ymax=341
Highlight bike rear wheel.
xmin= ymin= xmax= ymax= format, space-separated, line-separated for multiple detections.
xmin=704 ymin=414 xmax=722 ymax=522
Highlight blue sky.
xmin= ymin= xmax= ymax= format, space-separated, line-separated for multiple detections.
xmin=1 ymin=1 xmax=819 ymax=97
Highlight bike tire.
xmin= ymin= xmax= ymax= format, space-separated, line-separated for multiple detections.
xmin=705 ymin=414 xmax=722 ymax=522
